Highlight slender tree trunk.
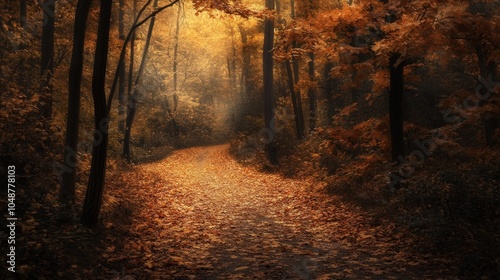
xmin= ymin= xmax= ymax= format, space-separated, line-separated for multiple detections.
xmin=59 ymin=0 xmax=92 ymax=207
xmin=293 ymin=52 xmax=304 ymax=136
xmin=41 ymin=0 xmax=55 ymax=119
xmin=20 ymin=0 xmax=27 ymax=28
xmin=231 ymin=27 xmax=237 ymax=95
xmin=285 ymin=60 xmax=303 ymax=139
xmin=308 ymin=52 xmax=316 ymax=132
xmin=118 ymin=0 xmax=126 ymax=133
xmin=263 ymin=0 xmax=278 ymax=164
xmin=124 ymin=0 xmax=159 ymax=163
xmin=166 ymin=2 xmax=182 ymax=137
xmin=475 ymin=44 xmax=489 ymax=79
xmin=124 ymin=0 xmax=137 ymax=161
xmin=324 ymin=61 xmax=335 ymax=124
xmin=81 ymin=0 xmax=112 ymax=226
xmin=173 ymin=2 xmax=181 ymax=112
xmin=290 ymin=0 xmax=304 ymax=135
xmin=476 ymin=44 xmax=498 ymax=146
xmin=389 ymin=53 xmax=405 ymax=163
xmin=238 ymin=24 xmax=252 ymax=102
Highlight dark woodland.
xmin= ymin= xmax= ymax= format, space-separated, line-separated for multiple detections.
xmin=0 ymin=0 xmax=499 ymax=279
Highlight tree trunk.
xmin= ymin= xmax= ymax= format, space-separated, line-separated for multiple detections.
xmin=238 ymin=24 xmax=252 ymax=102
xmin=118 ymin=0 xmax=126 ymax=133
xmin=389 ymin=53 xmax=405 ymax=163
xmin=285 ymin=60 xmax=304 ymax=140
xmin=123 ymin=0 xmax=137 ymax=161
xmin=263 ymin=0 xmax=278 ymax=164
xmin=124 ymin=0 xmax=159 ymax=163
xmin=324 ymin=61 xmax=335 ymax=124
xmin=476 ymin=44 xmax=498 ymax=146
xmin=81 ymin=0 xmax=112 ymax=226
xmin=59 ymin=0 xmax=92 ymax=207
xmin=308 ymin=52 xmax=316 ymax=132
xmin=41 ymin=0 xmax=55 ymax=119
xmin=290 ymin=0 xmax=305 ymax=137
xmin=167 ymin=2 xmax=182 ymax=137
xmin=173 ymin=2 xmax=181 ymax=111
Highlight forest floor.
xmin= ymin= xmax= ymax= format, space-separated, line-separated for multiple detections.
xmin=17 ymin=144 xmax=458 ymax=279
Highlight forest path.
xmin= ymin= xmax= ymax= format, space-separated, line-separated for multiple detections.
xmin=115 ymin=144 xmax=444 ymax=279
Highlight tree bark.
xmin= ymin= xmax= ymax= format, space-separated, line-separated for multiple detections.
xmin=118 ymin=0 xmax=126 ymax=133
xmin=308 ymin=52 xmax=316 ymax=132
xmin=166 ymin=2 xmax=182 ymax=137
xmin=41 ymin=0 xmax=55 ymax=119
xmin=263 ymin=0 xmax=278 ymax=164
xmin=173 ymin=2 xmax=181 ymax=112
xmin=81 ymin=0 xmax=112 ymax=226
xmin=324 ymin=61 xmax=335 ymax=124
xmin=389 ymin=53 xmax=405 ymax=163
xmin=285 ymin=60 xmax=304 ymax=139
xmin=124 ymin=0 xmax=159 ymax=163
xmin=124 ymin=0 xmax=137 ymax=161
xmin=59 ymin=0 xmax=92 ymax=207
xmin=290 ymin=0 xmax=304 ymax=136
xmin=475 ymin=43 xmax=498 ymax=146
xmin=238 ymin=24 xmax=252 ymax=102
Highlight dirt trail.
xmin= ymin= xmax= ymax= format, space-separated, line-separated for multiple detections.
xmin=113 ymin=144 xmax=450 ymax=279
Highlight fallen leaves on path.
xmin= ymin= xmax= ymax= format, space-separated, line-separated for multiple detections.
xmin=16 ymin=144 xmax=455 ymax=279
xmin=104 ymin=144 xmax=454 ymax=279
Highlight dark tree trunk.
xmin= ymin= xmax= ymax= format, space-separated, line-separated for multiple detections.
xmin=308 ymin=52 xmax=316 ymax=132
xmin=324 ymin=61 xmax=335 ymax=124
xmin=59 ymin=0 xmax=92 ymax=207
xmin=124 ymin=0 xmax=158 ymax=163
xmin=476 ymin=44 xmax=498 ymax=146
xmin=484 ymin=117 xmax=497 ymax=146
xmin=263 ymin=0 xmax=278 ymax=164
xmin=290 ymin=1 xmax=304 ymax=136
xmin=285 ymin=60 xmax=304 ymax=140
xmin=41 ymin=0 xmax=55 ymax=119
xmin=475 ymin=44 xmax=488 ymax=79
xmin=118 ymin=0 xmax=126 ymax=133
xmin=20 ymin=0 xmax=27 ymax=28
xmin=118 ymin=60 xmax=126 ymax=133
xmin=123 ymin=0 xmax=137 ymax=161
xmin=81 ymin=0 xmax=112 ymax=226
xmin=389 ymin=53 xmax=405 ymax=163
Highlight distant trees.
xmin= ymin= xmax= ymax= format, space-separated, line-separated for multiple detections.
xmin=270 ymin=0 xmax=498 ymax=172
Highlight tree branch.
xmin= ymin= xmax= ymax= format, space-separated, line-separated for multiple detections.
xmin=106 ymin=0 xmax=180 ymax=116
